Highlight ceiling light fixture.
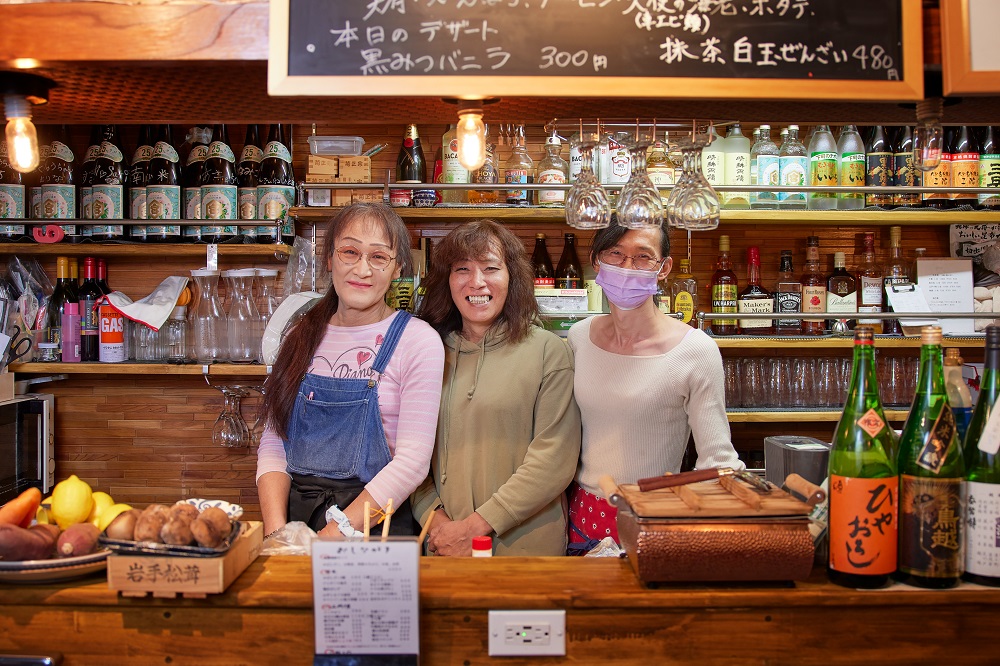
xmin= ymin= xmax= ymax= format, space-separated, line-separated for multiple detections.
xmin=0 ymin=71 xmax=56 ymax=173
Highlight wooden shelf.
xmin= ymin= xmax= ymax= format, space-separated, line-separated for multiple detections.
xmin=712 ymin=336 xmax=987 ymax=349
xmin=0 ymin=242 xmax=290 ymax=258
xmin=10 ymin=362 xmax=270 ymax=376
xmin=727 ymin=409 xmax=909 ymax=422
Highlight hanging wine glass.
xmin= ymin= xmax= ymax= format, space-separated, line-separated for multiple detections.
xmin=565 ymin=129 xmax=611 ymax=230
xmin=617 ymin=131 xmax=664 ymax=229
xmin=665 ymin=145 xmax=694 ymax=229
xmin=677 ymin=138 xmax=721 ymax=231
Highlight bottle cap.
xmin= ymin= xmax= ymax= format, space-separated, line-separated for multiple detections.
xmin=854 ymin=326 xmax=874 ymax=344
xmin=536 ymin=232 xmax=546 ymax=240
xmin=719 ymin=235 xmax=730 ymax=251
xmin=64 ymin=302 xmax=78 ymax=316
xmin=920 ymin=325 xmax=943 ymax=345
xmin=746 ymin=246 xmax=760 ymax=264
xmin=944 ymin=347 xmax=963 ymax=365
xmin=171 ymin=306 xmax=187 ymax=320
xmin=472 ymin=536 xmax=492 ymax=552
xmin=546 ymin=135 xmax=561 ymax=146
xmin=986 ymin=324 xmax=1000 ymax=347
xmin=834 ymin=251 xmax=846 ymax=267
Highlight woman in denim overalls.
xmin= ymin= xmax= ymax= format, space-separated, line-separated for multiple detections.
xmin=256 ymin=204 xmax=445 ymax=537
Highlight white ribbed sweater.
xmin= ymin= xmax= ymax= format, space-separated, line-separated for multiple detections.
xmin=567 ymin=316 xmax=743 ymax=496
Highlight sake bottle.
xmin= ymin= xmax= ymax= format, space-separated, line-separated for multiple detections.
xmin=237 ymin=124 xmax=262 ymax=239
xmin=896 ymin=326 xmax=965 ymax=588
xmin=182 ymin=125 xmax=211 ymax=242
xmin=200 ymin=123 xmax=237 ymax=243
xmin=0 ymin=136 xmax=27 ymax=231
xmin=256 ymin=123 xmax=295 ymax=244
xmin=722 ymin=122 xmax=751 ymax=209
xmin=145 ymin=124 xmax=182 ymax=242
xmin=963 ymin=325 xmax=1000 ymax=587
xmin=128 ymin=124 xmax=154 ymax=241
xmin=78 ymin=126 xmax=101 ymax=222
xmin=40 ymin=124 xmax=78 ymax=238
xmin=828 ymin=326 xmax=899 ymax=589
xmin=91 ymin=124 xmax=128 ymax=240
xmin=807 ymin=125 xmax=838 ymax=210
xmin=837 ymin=124 xmax=865 ymax=210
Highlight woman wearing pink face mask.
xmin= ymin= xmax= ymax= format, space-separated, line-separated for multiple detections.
xmin=565 ymin=219 xmax=742 ymax=552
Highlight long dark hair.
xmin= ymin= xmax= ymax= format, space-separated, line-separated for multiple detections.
xmin=261 ymin=203 xmax=412 ymax=439
xmin=418 ymin=219 xmax=537 ymax=345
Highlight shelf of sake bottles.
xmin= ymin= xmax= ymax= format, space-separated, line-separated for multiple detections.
xmin=8 ymin=362 xmax=270 ymax=376
xmin=726 ymin=409 xmax=910 ymax=423
xmin=711 ymin=336 xmax=988 ymax=349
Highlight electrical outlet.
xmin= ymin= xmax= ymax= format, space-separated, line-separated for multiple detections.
xmin=488 ymin=610 xmax=566 ymax=656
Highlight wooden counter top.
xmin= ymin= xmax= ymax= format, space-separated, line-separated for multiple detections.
xmin=2 ymin=556 xmax=998 ymax=664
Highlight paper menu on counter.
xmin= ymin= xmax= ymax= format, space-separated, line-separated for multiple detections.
xmin=916 ymin=258 xmax=975 ymax=335
xmin=312 ymin=538 xmax=419 ymax=660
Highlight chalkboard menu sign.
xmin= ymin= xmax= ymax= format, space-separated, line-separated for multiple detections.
xmin=269 ymin=0 xmax=922 ymax=101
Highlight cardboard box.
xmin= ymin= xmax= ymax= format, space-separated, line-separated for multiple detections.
xmin=107 ymin=521 xmax=263 ymax=598
xmin=307 ymin=154 xmax=340 ymax=177
xmin=306 ymin=155 xmax=371 ymax=184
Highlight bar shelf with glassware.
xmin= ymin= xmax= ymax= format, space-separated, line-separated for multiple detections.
xmin=8 ymin=362 xmax=270 ymax=376
xmin=726 ymin=409 xmax=909 ymax=423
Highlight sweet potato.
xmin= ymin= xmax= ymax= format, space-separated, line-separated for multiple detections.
xmin=0 ymin=523 xmax=55 ymax=561
xmin=0 ymin=487 xmax=42 ymax=528
xmin=57 ymin=523 xmax=100 ymax=557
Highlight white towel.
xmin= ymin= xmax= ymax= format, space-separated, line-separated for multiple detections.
xmin=102 ymin=276 xmax=188 ymax=332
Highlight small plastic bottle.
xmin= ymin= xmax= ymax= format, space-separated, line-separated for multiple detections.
xmin=471 ymin=536 xmax=493 ymax=557
xmin=61 ymin=303 xmax=81 ymax=363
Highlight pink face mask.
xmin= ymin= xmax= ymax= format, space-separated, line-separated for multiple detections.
xmin=595 ymin=261 xmax=660 ymax=310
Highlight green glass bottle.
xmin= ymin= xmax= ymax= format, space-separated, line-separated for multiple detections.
xmin=828 ymin=326 xmax=899 ymax=589
xmin=896 ymin=326 xmax=965 ymax=588
xmin=963 ymin=324 xmax=1000 ymax=587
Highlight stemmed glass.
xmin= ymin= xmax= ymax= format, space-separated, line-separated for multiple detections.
xmin=674 ymin=138 xmax=721 ymax=231
xmin=617 ymin=131 xmax=664 ymax=229
xmin=213 ymin=385 xmax=251 ymax=449
xmin=565 ymin=129 xmax=611 ymax=230
xmin=665 ymin=146 xmax=696 ymax=229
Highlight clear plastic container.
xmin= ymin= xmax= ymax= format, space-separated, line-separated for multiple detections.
xmin=307 ymin=135 xmax=364 ymax=156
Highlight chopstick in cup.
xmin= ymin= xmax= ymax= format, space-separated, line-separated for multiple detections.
xmin=363 ymin=501 xmax=371 ymax=542
xmin=381 ymin=498 xmax=394 ymax=541
xmin=417 ymin=509 xmax=436 ymax=549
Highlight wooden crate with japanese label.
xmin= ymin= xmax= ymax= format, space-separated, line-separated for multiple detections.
xmin=106 ymin=521 xmax=263 ymax=598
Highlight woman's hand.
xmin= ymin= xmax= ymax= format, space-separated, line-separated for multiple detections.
xmin=426 ymin=511 xmax=492 ymax=557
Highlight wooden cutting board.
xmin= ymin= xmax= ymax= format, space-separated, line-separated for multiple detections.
xmin=619 ymin=480 xmax=812 ymax=519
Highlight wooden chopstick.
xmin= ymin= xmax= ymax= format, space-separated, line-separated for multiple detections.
xmin=363 ymin=501 xmax=371 ymax=541
xmin=381 ymin=498 xmax=394 ymax=540
xmin=417 ymin=509 xmax=436 ymax=547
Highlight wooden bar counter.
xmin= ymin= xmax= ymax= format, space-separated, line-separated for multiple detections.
xmin=1 ymin=556 xmax=998 ymax=665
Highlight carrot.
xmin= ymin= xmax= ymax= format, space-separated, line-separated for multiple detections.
xmin=0 ymin=487 xmax=43 ymax=528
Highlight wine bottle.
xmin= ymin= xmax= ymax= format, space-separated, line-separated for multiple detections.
xmin=40 ymin=124 xmax=78 ymax=239
xmin=78 ymin=256 xmax=103 ymax=362
xmin=737 ymin=246 xmax=773 ymax=335
xmin=828 ymin=325 xmax=899 ymax=589
xmin=128 ymin=124 xmax=154 ymax=241
xmin=91 ymin=124 xmax=128 ymax=240
xmin=555 ymin=232 xmax=581 ymax=289
xmin=710 ymin=235 xmax=738 ymax=336
xmin=256 ymin=124 xmax=295 ymax=244
xmin=200 ymin=123 xmax=237 ymax=243
xmin=896 ymin=326 xmax=965 ymax=589
xmin=97 ymin=258 xmax=112 ymax=295
xmin=531 ymin=233 xmax=554 ymax=288
xmin=393 ymin=124 xmax=425 ymax=208
xmin=43 ymin=256 xmax=73 ymax=356
xmin=145 ymin=124 xmax=182 ymax=242
xmin=963 ymin=325 xmax=1000 ymax=586
xmin=237 ymin=124 xmax=262 ymax=240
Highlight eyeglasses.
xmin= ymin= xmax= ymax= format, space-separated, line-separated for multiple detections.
xmin=598 ymin=249 xmax=664 ymax=272
xmin=335 ymin=246 xmax=396 ymax=271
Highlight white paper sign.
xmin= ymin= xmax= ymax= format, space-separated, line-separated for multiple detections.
xmin=916 ymin=258 xmax=975 ymax=335
xmin=978 ymin=405 xmax=1000 ymax=455
xmin=884 ymin=283 xmax=939 ymax=334
xmin=312 ymin=538 xmax=420 ymax=657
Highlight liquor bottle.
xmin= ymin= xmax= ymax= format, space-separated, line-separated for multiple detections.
xmin=394 ymin=124 xmax=426 ymax=207
xmin=700 ymin=125 xmax=724 ymax=193
xmin=431 ymin=144 xmax=444 ymax=205
xmin=537 ymin=135 xmax=569 ymax=207
xmin=91 ymin=125 xmax=128 ymax=240
xmin=40 ymin=124 xmax=78 ymax=237
xmin=182 ymin=125 xmax=212 ymax=228
xmin=826 ymin=251 xmax=857 ymax=331
xmin=923 ymin=126 xmax=953 ymax=209
xmin=128 ymin=125 xmax=153 ymax=241
xmin=800 ymin=236 xmax=827 ymax=335
xmin=97 ymin=258 xmax=112 ymax=295
xmin=28 ymin=126 xmax=50 ymax=220
xmin=866 ymin=125 xmax=894 ymax=207
xmin=774 ymin=250 xmax=802 ymax=335
xmin=0 ymin=136 xmax=27 ymax=234
xmin=944 ymin=348 xmax=974 ymax=443
xmin=78 ymin=257 xmax=103 ymax=362
xmin=569 ymin=130 xmax=598 ymax=183
xmin=828 ymin=325 xmax=899 ymax=589
xmin=78 ymin=126 xmax=100 ymax=222
xmin=145 ymin=124 xmax=182 ymax=242
xmin=531 ymin=233 xmax=554 ymax=288
xmin=950 ymin=125 xmax=979 ymax=207
xmin=67 ymin=257 xmax=80 ymax=303
xmin=856 ymin=231 xmax=883 ymax=333
xmin=602 ymin=131 xmax=631 ymax=203
xmin=237 ymin=124 xmax=262 ymax=238
xmin=200 ymin=123 xmax=237 ymax=243
xmin=256 ymin=123 xmax=296 ymax=244
xmin=722 ymin=123 xmax=751 ymax=209
xmin=963 ymin=325 xmax=1000 ymax=587
xmin=737 ymin=246 xmax=774 ymax=335
xmin=750 ymin=125 xmax=779 ymax=209
xmin=893 ymin=125 xmax=921 ymax=207
xmin=778 ymin=124 xmax=807 ymax=209
xmin=808 ymin=124 xmax=838 ymax=210
xmin=656 ymin=273 xmax=671 ymax=316
xmin=710 ymin=235 xmax=739 ymax=336
xmin=978 ymin=126 xmax=1000 ymax=209
xmin=505 ymin=124 xmax=534 ymax=206
xmin=43 ymin=256 xmax=73 ymax=356
xmin=670 ymin=258 xmax=698 ymax=326
xmin=897 ymin=326 xmax=965 ymax=589
xmin=882 ymin=226 xmax=909 ymax=336
xmin=555 ymin=233 xmax=581 ymax=289
xmin=837 ymin=125 xmax=865 ymax=210
xmin=468 ymin=123 xmax=498 ymax=205
xmin=441 ymin=124 xmax=469 ymax=205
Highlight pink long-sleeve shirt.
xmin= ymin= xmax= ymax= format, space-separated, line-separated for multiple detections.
xmin=256 ymin=312 xmax=445 ymax=509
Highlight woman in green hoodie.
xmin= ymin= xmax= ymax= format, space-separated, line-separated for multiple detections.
xmin=413 ymin=219 xmax=582 ymax=556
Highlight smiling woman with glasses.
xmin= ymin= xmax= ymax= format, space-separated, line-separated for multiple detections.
xmin=257 ymin=203 xmax=445 ymax=541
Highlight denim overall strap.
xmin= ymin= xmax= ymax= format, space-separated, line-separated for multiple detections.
xmin=371 ymin=310 xmax=412 ymax=375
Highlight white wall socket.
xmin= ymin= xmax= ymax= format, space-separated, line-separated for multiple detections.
xmin=487 ymin=610 xmax=567 ymax=657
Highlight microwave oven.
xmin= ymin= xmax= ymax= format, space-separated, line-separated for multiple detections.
xmin=0 ymin=393 xmax=55 ymax=504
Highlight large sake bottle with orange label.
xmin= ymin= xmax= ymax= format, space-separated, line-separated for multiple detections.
xmin=828 ymin=325 xmax=899 ymax=589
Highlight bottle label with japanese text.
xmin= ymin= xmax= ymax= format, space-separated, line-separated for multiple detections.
xmin=950 ymin=152 xmax=979 ymax=200
xmin=810 ymin=152 xmax=838 ymax=199
xmin=829 ymin=475 xmax=898 ymax=575
xmin=802 ymin=284 xmax=826 ymax=323
xmin=30 ymin=186 xmax=42 ymax=219
xmin=98 ymin=141 xmax=124 ymax=163
xmin=146 ymin=185 xmax=181 ymax=220
xmin=779 ymin=156 xmax=807 ymax=202
xmin=238 ymin=186 xmax=257 ymax=219
xmin=0 ymin=184 xmax=25 ymax=219
xmin=91 ymin=184 xmax=124 ymax=220
xmin=263 ymin=141 xmax=292 ymax=163
xmin=152 ymin=142 xmax=179 ymax=163
xmin=979 ymin=153 xmax=1000 ymax=206
xmin=922 ymin=154 xmax=952 ymax=202
xmin=724 ymin=153 xmax=749 ymax=206
xmin=184 ymin=187 xmax=202 ymax=220
xmin=41 ymin=184 xmax=76 ymax=219
xmin=711 ymin=284 xmax=737 ymax=326
xmin=185 ymin=144 xmax=208 ymax=167
xmin=840 ymin=152 xmax=865 ymax=204
xmin=916 ymin=404 xmax=957 ymax=474
xmin=201 ymin=185 xmax=237 ymax=220
xmin=257 ymin=185 xmax=295 ymax=221
xmin=207 ymin=141 xmax=236 ymax=163
xmin=899 ymin=474 xmax=963 ymax=579
xmin=965 ymin=480 xmax=1000 ymax=578
xmin=702 ymin=148 xmax=724 ymax=186
xmin=130 ymin=187 xmax=147 ymax=220
xmin=756 ymin=154 xmax=779 ymax=204
xmin=49 ymin=141 xmax=75 ymax=163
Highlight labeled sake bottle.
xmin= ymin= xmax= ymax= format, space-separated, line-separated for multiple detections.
xmin=722 ymin=123 xmax=751 ymax=209
xmin=182 ymin=125 xmax=212 ymax=227
xmin=145 ymin=124 xmax=182 ymax=242
xmin=78 ymin=126 xmax=101 ymax=221
xmin=237 ymin=124 xmax=262 ymax=240
xmin=893 ymin=126 xmax=921 ymax=207
xmin=29 ymin=126 xmax=50 ymax=219
xmin=922 ymin=127 xmax=953 ymax=209
xmin=128 ymin=125 xmax=154 ymax=241
xmin=0 ymin=137 xmax=27 ymax=236
xmin=256 ymin=123 xmax=295 ymax=244
xmin=807 ymin=124 xmax=838 ymax=210
xmin=978 ymin=126 xmax=1000 ymax=209
xmin=828 ymin=326 xmax=899 ymax=589
xmin=963 ymin=325 xmax=1000 ymax=586
xmin=40 ymin=124 xmax=78 ymax=238
xmin=949 ymin=125 xmax=979 ymax=208
xmin=865 ymin=125 xmax=894 ymax=207
xmin=897 ymin=326 xmax=965 ymax=589
xmin=837 ymin=124 xmax=865 ymax=210
xmin=91 ymin=125 xmax=128 ymax=240
xmin=200 ymin=124 xmax=237 ymax=243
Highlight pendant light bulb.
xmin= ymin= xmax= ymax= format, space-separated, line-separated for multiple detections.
xmin=912 ymin=97 xmax=944 ymax=172
xmin=4 ymin=95 xmax=39 ymax=172
xmin=456 ymin=106 xmax=486 ymax=171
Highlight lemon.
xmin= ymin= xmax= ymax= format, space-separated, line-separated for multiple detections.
xmin=97 ymin=502 xmax=133 ymax=532
xmin=50 ymin=475 xmax=95 ymax=530
xmin=36 ymin=500 xmax=51 ymax=525
xmin=87 ymin=491 xmax=116 ymax=527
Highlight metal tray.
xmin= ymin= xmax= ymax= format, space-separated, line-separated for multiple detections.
xmin=99 ymin=521 xmax=241 ymax=558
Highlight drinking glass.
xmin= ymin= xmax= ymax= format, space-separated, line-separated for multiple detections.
xmin=664 ymin=147 xmax=694 ymax=229
xmin=741 ymin=358 xmax=766 ymax=409
xmin=723 ymin=357 xmax=742 ymax=408
xmin=676 ymin=140 xmax=721 ymax=231
xmin=767 ymin=358 xmax=792 ymax=408
xmin=213 ymin=386 xmax=250 ymax=449
xmin=617 ymin=133 xmax=664 ymax=229
xmin=792 ymin=357 xmax=816 ymax=408
xmin=566 ymin=130 xmax=612 ymax=230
